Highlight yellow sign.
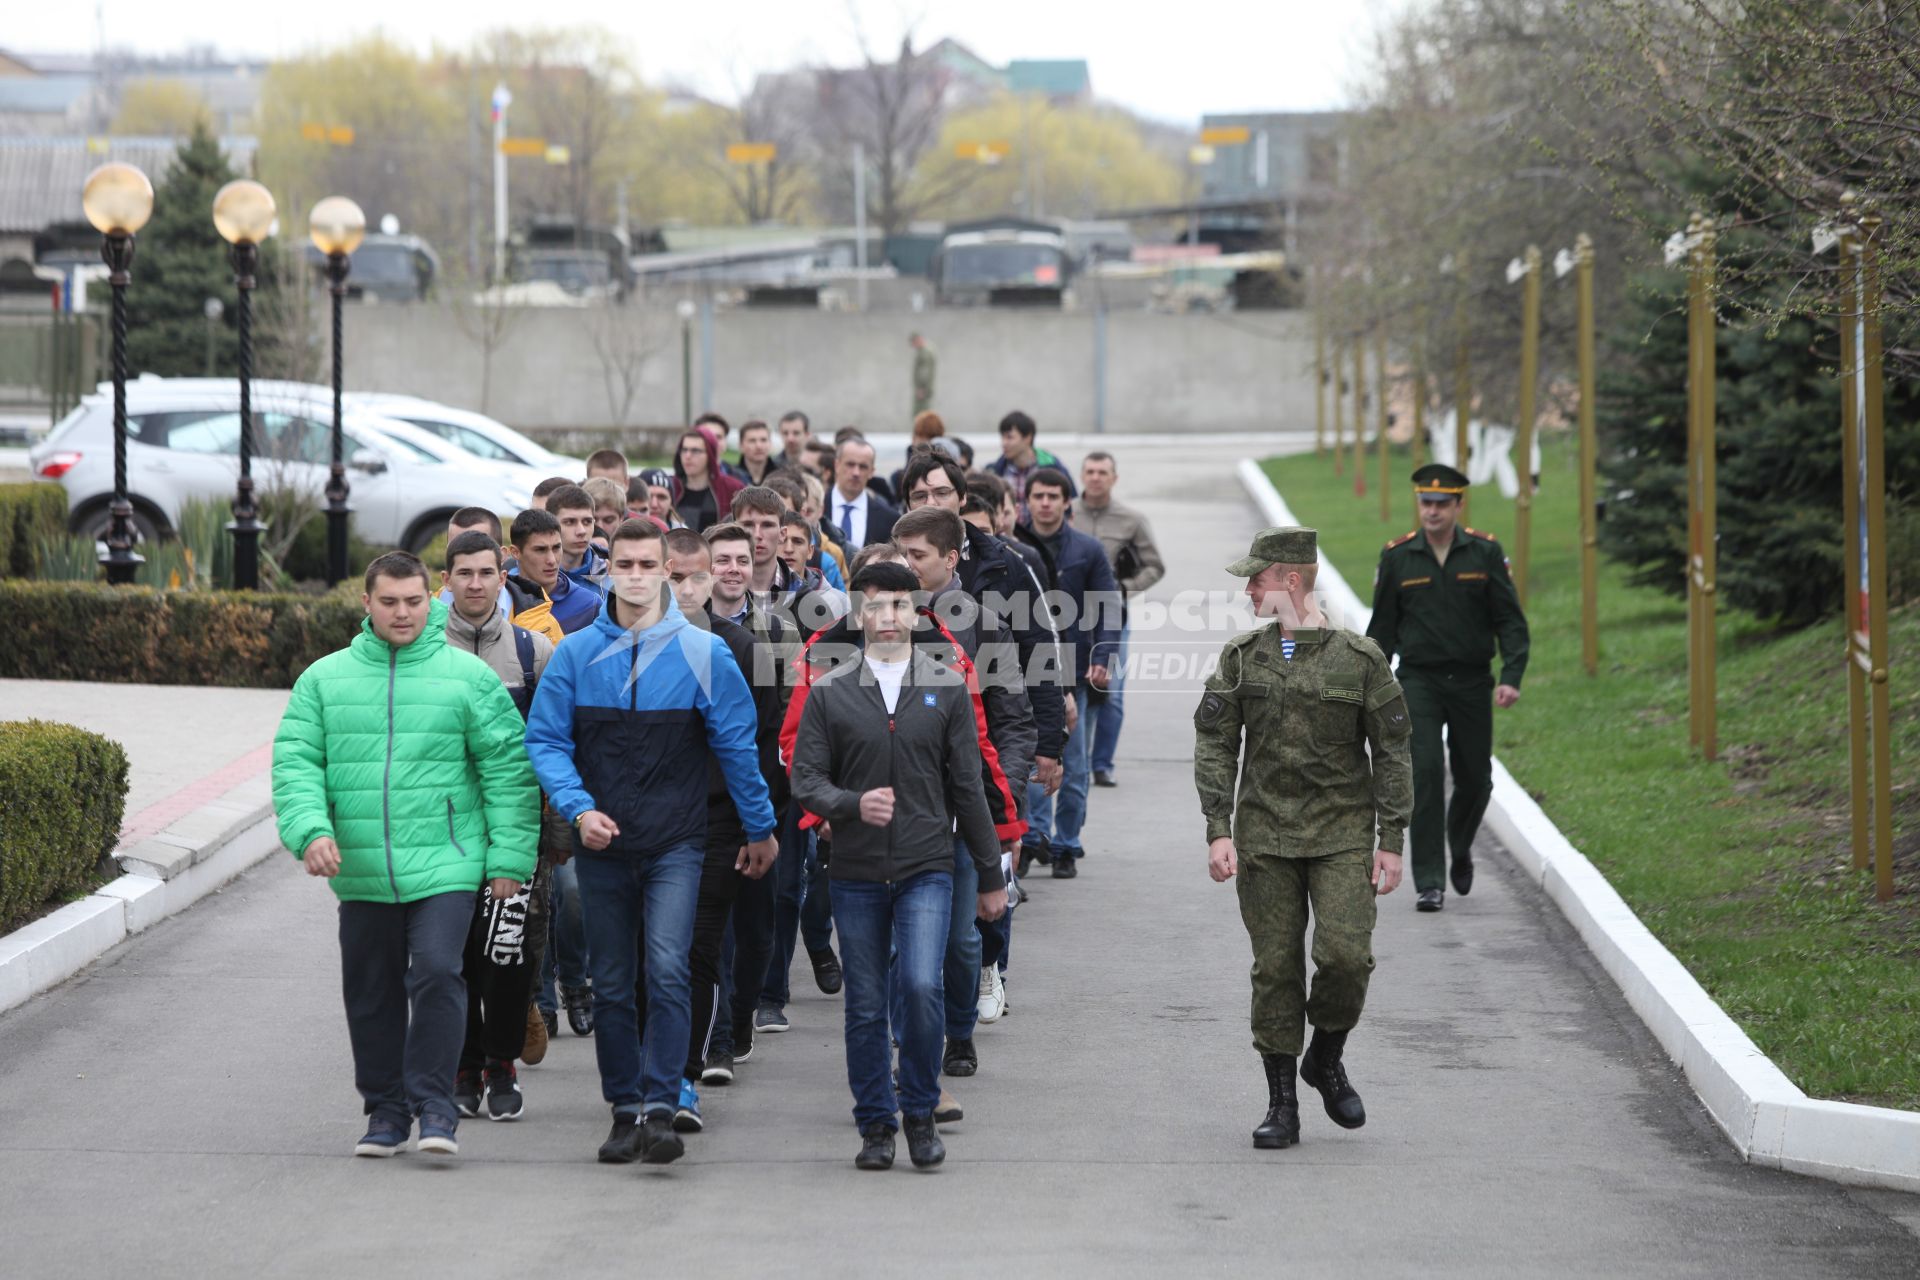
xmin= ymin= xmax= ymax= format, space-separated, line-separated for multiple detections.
xmin=955 ymin=140 xmax=1011 ymax=161
xmin=500 ymin=137 xmax=548 ymax=158
xmin=727 ymin=142 xmax=777 ymax=164
xmin=1201 ymin=125 xmax=1251 ymax=145
xmin=302 ymin=123 xmax=354 ymax=145
xmin=545 ymin=145 xmax=571 ymax=165
xmin=300 ymin=122 xmax=326 ymax=142
xmin=327 ymin=125 xmax=355 ymax=147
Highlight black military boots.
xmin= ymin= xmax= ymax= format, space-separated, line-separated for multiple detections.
xmin=1299 ymin=1028 xmax=1367 ymax=1129
xmin=1253 ymin=1053 xmax=1301 ymax=1149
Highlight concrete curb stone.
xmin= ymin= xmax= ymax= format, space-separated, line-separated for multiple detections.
xmin=1238 ymin=456 xmax=1920 ymax=1194
xmin=0 ymin=770 xmax=284 ymax=1016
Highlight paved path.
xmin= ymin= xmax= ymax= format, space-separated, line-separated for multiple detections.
xmin=2 ymin=436 xmax=1917 ymax=1277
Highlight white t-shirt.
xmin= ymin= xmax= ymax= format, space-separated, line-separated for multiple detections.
xmin=866 ymin=652 xmax=910 ymax=713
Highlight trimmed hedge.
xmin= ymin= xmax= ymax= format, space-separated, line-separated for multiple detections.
xmin=0 ymin=483 xmax=70 ymax=578
xmin=0 ymin=720 xmax=129 ymax=934
xmin=0 ymin=580 xmax=365 ymax=688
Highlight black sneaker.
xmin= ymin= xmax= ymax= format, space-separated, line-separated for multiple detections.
xmin=755 ymin=1005 xmax=791 ymax=1034
xmin=809 ymin=948 xmax=844 ymax=995
xmin=639 ymin=1112 xmax=684 ymax=1164
xmin=943 ymin=1036 xmax=978 ymax=1078
xmin=562 ymin=984 xmax=594 ymax=1036
xmin=1093 ymin=770 xmax=1117 ymax=787
xmin=453 ymin=1067 xmax=484 ymax=1119
xmin=1051 ymin=853 xmax=1079 ymax=879
xmin=1016 ymin=841 xmax=1051 ymax=878
xmin=855 ymin=1122 xmax=896 ymax=1170
xmin=902 ymin=1113 xmax=946 ymax=1168
xmin=732 ymin=1024 xmax=755 ymax=1063
xmin=598 ymin=1112 xmax=642 ymax=1163
xmin=483 ymin=1060 xmax=524 ymax=1122
xmin=541 ymin=1008 xmax=559 ymax=1041
xmin=701 ymin=1053 xmax=736 ymax=1086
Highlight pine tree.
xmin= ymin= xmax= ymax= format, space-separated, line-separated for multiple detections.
xmin=124 ymin=124 xmax=242 ymax=377
xmin=1599 ymin=253 xmax=1918 ymax=627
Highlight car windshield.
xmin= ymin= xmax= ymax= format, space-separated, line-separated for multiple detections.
xmin=525 ymin=254 xmax=610 ymax=290
xmin=942 ymin=244 xmax=1063 ymax=286
xmin=403 ymin=418 xmax=523 ymax=464
xmin=370 ymin=428 xmax=442 ymax=464
xmin=353 ymin=245 xmax=420 ymax=286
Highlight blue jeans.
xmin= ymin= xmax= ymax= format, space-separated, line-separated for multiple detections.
xmin=763 ymin=810 xmax=833 ymax=1010
xmin=943 ymin=836 xmax=982 ymax=1039
xmin=1026 ymin=684 xmax=1093 ymax=855
xmin=337 ymin=891 xmax=472 ymax=1128
xmin=537 ymin=857 xmax=587 ymax=1015
xmin=574 ymin=845 xmax=703 ymax=1116
xmin=833 ymin=870 xmax=951 ymax=1129
xmin=1089 ymin=622 xmax=1129 ymax=775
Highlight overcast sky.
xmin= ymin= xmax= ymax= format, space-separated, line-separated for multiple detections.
xmin=9 ymin=1 xmax=1385 ymax=125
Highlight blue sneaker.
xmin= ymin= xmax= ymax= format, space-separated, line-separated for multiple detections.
xmin=353 ymin=1116 xmax=409 ymax=1158
xmin=754 ymin=1005 xmax=790 ymax=1034
xmin=416 ymin=1114 xmax=459 ymax=1156
xmin=673 ymin=1078 xmax=704 ymax=1134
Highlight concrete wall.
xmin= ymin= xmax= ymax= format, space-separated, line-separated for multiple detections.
xmin=343 ymin=304 xmax=1313 ymax=438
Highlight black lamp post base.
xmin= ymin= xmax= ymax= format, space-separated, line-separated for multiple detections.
xmin=227 ymin=520 xmax=268 ymax=591
xmin=325 ymin=507 xmax=351 ymax=586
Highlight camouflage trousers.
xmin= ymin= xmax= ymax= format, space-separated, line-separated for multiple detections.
xmin=1235 ymin=847 xmax=1377 ymax=1057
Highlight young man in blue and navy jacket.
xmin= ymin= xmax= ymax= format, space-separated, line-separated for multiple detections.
xmin=525 ymin=519 xmax=778 ymax=1167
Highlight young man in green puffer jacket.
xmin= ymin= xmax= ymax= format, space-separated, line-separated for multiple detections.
xmin=273 ymin=551 xmax=540 ymax=1159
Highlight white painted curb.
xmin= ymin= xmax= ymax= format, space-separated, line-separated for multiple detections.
xmin=1238 ymin=456 xmax=1920 ymax=1194
xmin=0 ymin=795 xmax=284 ymax=1018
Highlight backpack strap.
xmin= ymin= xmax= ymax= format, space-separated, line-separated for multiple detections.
xmin=513 ymin=625 xmax=537 ymax=694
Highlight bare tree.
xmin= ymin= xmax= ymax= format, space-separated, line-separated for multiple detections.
xmin=447 ymin=290 xmax=528 ymax=416
xmin=582 ymin=299 xmax=671 ymax=428
xmin=815 ymin=29 xmax=976 ymax=235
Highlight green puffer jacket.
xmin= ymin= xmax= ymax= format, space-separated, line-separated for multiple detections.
xmin=272 ymin=598 xmax=540 ymax=903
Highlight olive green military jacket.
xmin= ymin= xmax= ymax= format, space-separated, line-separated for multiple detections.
xmin=1366 ymin=527 xmax=1530 ymax=687
xmin=1193 ymin=623 xmax=1414 ymax=858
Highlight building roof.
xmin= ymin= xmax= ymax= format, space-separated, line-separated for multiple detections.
xmin=0 ymin=75 xmax=90 ymax=115
xmin=1006 ymin=60 xmax=1091 ymax=99
xmin=0 ymin=135 xmax=258 ymax=235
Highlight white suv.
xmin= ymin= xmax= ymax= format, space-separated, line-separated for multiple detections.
xmin=30 ymin=379 xmax=539 ymax=552
xmin=347 ymin=393 xmax=585 ymax=476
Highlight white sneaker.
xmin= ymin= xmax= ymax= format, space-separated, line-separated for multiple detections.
xmin=977 ymin=965 xmax=1005 ymax=1023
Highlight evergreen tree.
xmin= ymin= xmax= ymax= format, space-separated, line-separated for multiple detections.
xmin=1599 ymin=258 xmax=1918 ymax=628
xmin=124 ymin=124 xmax=242 ymax=377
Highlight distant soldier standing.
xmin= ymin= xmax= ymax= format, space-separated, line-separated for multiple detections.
xmin=1195 ymin=527 xmax=1413 ymax=1150
xmin=1366 ymin=463 xmax=1530 ymax=913
xmin=910 ymin=332 xmax=937 ymax=416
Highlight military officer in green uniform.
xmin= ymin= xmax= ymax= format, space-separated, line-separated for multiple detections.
xmin=910 ymin=332 xmax=936 ymax=416
xmin=1194 ymin=527 xmax=1413 ymax=1150
xmin=1366 ymin=463 xmax=1530 ymax=913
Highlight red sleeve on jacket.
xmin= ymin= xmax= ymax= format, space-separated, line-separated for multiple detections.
xmin=780 ymin=625 xmax=830 ymax=830
xmin=925 ymin=610 xmax=1026 ymax=844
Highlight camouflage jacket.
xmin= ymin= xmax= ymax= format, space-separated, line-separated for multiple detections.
xmin=1193 ymin=623 xmax=1414 ymax=857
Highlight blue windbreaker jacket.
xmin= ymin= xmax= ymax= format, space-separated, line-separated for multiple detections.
xmin=525 ymin=591 xmax=777 ymax=855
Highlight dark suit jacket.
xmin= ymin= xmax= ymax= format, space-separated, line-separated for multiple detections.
xmin=828 ymin=490 xmax=899 ymax=547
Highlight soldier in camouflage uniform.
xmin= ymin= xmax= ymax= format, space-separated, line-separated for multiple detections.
xmin=1194 ymin=527 xmax=1414 ymax=1149
xmin=910 ymin=333 xmax=937 ymax=416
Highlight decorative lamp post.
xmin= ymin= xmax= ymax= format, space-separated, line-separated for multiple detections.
xmin=212 ymin=179 xmax=276 ymax=591
xmin=80 ymin=162 xmax=155 ymax=585
xmin=309 ymin=196 xmax=366 ymax=586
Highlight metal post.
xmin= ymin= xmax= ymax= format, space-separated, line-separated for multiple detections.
xmin=1514 ymin=245 xmax=1541 ymax=606
xmin=1351 ymin=333 xmax=1367 ymax=497
xmin=1376 ymin=325 xmax=1390 ymax=520
xmin=1856 ymin=208 xmax=1893 ymax=901
xmin=100 ymin=233 xmax=142 ymax=584
xmin=698 ymin=294 xmax=714 ymax=415
xmin=1093 ymin=300 xmax=1108 ymax=434
xmin=1454 ymin=259 xmax=1471 ymax=524
xmin=1575 ymin=233 xmax=1599 ymax=676
xmin=228 ymin=240 xmax=263 ymax=591
xmin=1684 ymin=215 xmax=1703 ymax=747
xmin=324 ymin=251 xmax=353 ymax=586
xmin=853 ymin=142 xmax=868 ymax=312
xmin=492 ymin=84 xmax=510 ymax=282
xmin=680 ymin=314 xmax=693 ymax=424
xmin=1696 ymin=225 xmax=1717 ymax=761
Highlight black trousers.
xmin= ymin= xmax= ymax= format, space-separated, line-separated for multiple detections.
xmin=460 ymin=910 xmax=539 ymax=1071
xmin=338 ymin=892 xmax=471 ymax=1127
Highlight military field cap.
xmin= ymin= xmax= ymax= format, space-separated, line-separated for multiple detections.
xmin=1412 ymin=462 xmax=1469 ymax=501
xmin=1226 ymin=526 xmax=1317 ymax=577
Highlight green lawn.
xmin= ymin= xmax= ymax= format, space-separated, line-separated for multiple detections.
xmin=1264 ymin=436 xmax=1920 ymax=1109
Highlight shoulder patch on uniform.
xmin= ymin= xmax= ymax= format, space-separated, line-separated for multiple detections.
xmin=1195 ymin=689 xmax=1230 ymax=729
xmin=1385 ymin=530 xmax=1418 ymax=550
xmin=1224 ymin=629 xmax=1263 ymax=653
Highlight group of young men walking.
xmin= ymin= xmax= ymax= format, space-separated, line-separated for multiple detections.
xmin=272 ymin=410 xmax=1169 ymax=1170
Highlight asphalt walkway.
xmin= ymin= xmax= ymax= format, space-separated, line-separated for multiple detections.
xmin=0 ymin=435 xmax=1915 ymax=1277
